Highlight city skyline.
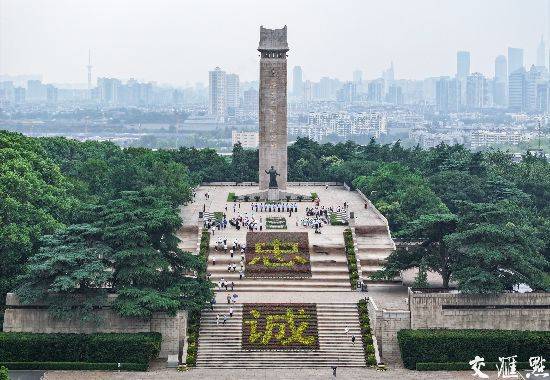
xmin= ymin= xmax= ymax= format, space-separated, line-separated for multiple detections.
xmin=0 ymin=0 xmax=548 ymax=85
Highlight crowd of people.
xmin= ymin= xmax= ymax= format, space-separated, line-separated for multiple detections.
xmin=250 ymin=202 xmax=298 ymax=214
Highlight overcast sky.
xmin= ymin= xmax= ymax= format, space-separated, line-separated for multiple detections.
xmin=0 ymin=0 xmax=547 ymax=86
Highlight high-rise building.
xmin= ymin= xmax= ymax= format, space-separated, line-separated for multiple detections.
xmin=242 ymin=88 xmax=258 ymax=112
xmin=457 ymin=51 xmax=471 ymax=79
xmin=292 ymin=66 xmax=303 ymax=97
xmin=536 ymin=82 xmax=549 ymax=113
xmin=302 ymin=80 xmax=313 ymax=103
xmin=26 ymin=80 xmax=47 ymax=102
xmin=353 ymin=70 xmax=362 ymax=85
xmin=508 ymin=68 xmax=527 ymax=112
xmin=537 ymin=36 xmax=547 ymax=68
xmin=436 ymin=77 xmax=461 ymax=113
xmin=337 ymin=82 xmax=356 ymax=103
xmin=97 ymin=77 xmax=121 ymax=105
xmin=46 ymin=84 xmax=58 ymax=103
xmin=508 ymin=47 xmax=524 ymax=75
xmin=466 ymin=73 xmax=488 ymax=110
xmin=14 ymin=87 xmax=25 ymax=104
xmin=494 ymin=55 xmax=508 ymax=107
xmin=208 ymin=67 xmax=226 ymax=119
xmin=525 ymin=65 xmax=546 ymax=112
xmin=386 ymin=85 xmax=403 ymax=105
xmin=382 ymin=62 xmax=395 ymax=84
xmin=225 ymin=73 xmax=239 ymax=110
xmin=495 ymin=55 xmax=508 ymax=82
xmin=368 ymin=79 xmax=384 ymax=103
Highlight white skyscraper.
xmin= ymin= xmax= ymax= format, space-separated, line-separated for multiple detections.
xmin=209 ymin=67 xmax=226 ymax=119
xmin=225 ymin=73 xmax=240 ymax=110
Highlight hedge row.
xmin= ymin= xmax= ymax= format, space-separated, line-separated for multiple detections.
xmin=0 ymin=332 xmax=161 ymax=364
xmin=344 ymin=229 xmax=359 ymax=288
xmin=0 ymin=362 xmax=147 ymax=371
xmin=186 ymin=229 xmax=210 ymax=366
xmin=416 ymin=362 xmax=531 ymax=371
xmin=398 ymin=329 xmax=550 ymax=370
xmin=357 ymin=299 xmax=376 ymax=366
xmin=198 ymin=229 xmax=210 ymax=277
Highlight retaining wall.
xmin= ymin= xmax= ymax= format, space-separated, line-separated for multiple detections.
xmin=3 ymin=293 xmax=187 ymax=359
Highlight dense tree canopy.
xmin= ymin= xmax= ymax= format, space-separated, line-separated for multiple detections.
xmin=1 ymin=131 xmax=212 ymax=321
xmin=2 ymin=130 xmax=549 ymax=322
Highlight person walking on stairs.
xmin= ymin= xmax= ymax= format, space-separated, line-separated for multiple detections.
xmin=351 ymin=335 xmax=356 ymax=345
xmin=229 ymin=307 xmax=234 ymax=317
xmin=216 ymin=314 xmax=220 ymax=325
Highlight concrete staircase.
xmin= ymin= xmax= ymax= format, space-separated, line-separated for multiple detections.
xmin=208 ymin=246 xmax=352 ymax=292
xmin=176 ymin=225 xmax=199 ymax=253
xmin=196 ymin=303 xmax=365 ymax=368
xmin=354 ymin=225 xmax=396 ymax=281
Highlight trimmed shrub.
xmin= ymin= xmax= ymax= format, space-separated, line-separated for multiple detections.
xmin=0 ymin=366 xmax=7 ymax=380
xmin=344 ymin=229 xmax=358 ymax=288
xmin=398 ymin=329 xmax=550 ymax=370
xmin=0 ymin=332 xmax=161 ymax=365
xmin=227 ymin=192 xmax=236 ymax=202
xmin=185 ymin=310 xmax=200 ymax=367
xmin=357 ymin=299 xmax=376 ymax=366
xmin=416 ymin=362 xmax=531 ymax=371
xmin=0 ymin=362 xmax=147 ymax=371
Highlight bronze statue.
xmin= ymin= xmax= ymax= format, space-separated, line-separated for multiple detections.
xmin=265 ymin=166 xmax=280 ymax=188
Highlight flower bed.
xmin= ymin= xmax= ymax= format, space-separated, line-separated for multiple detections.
xmin=242 ymin=304 xmax=319 ymax=351
xmin=266 ymin=217 xmax=287 ymax=230
xmin=245 ymin=232 xmax=311 ymax=278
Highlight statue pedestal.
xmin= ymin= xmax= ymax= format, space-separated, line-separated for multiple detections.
xmin=267 ymin=188 xmax=280 ymax=201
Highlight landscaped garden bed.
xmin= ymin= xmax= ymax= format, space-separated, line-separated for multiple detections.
xmin=344 ymin=229 xmax=359 ymax=288
xmin=242 ymin=304 xmax=319 ymax=351
xmin=245 ymin=232 xmax=311 ymax=278
xmin=265 ymin=217 xmax=287 ymax=230
xmin=330 ymin=212 xmax=349 ymax=226
xmin=358 ymin=299 xmax=377 ymax=366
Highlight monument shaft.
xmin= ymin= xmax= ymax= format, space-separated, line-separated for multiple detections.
xmin=258 ymin=26 xmax=288 ymax=191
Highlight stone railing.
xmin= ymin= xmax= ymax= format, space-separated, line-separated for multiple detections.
xmin=201 ymin=181 xmax=345 ymax=187
xmin=367 ymin=296 xmax=410 ymax=364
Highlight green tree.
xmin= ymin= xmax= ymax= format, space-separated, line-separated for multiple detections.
xmin=95 ymin=191 xmax=212 ymax=318
xmin=373 ymin=213 xmax=458 ymax=288
xmin=0 ymin=131 xmax=78 ymax=305
xmin=15 ymin=224 xmax=112 ymax=321
xmin=445 ymin=202 xmax=549 ymax=293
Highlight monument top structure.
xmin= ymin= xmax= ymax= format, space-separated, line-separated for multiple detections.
xmin=258 ymin=26 xmax=289 ymax=52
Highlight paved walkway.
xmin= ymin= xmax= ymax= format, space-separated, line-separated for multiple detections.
xmin=43 ymin=368 xmax=503 ymax=380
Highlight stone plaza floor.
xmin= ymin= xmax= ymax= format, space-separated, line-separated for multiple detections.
xmin=43 ymin=367 xmax=504 ymax=380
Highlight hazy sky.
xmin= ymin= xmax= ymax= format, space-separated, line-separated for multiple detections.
xmin=0 ymin=0 xmax=548 ymax=86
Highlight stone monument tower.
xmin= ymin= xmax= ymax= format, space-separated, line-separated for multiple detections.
xmin=258 ymin=26 xmax=289 ymax=191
